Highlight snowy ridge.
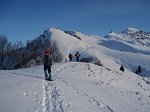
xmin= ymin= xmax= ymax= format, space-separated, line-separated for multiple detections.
xmin=41 ymin=28 xmax=150 ymax=76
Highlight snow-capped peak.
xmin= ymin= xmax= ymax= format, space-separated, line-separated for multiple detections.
xmin=104 ymin=27 xmax=150 ymax=47
xmin=123 ymin=27 xmax=140 ymax=34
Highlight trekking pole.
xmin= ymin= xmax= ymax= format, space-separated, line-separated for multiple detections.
xmin=31 ymin=66 xmax=36 ymax=76
xmin=31 ymin=60 xmax=37 ymax=76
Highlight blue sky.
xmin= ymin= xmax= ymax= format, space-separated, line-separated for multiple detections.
xmin=0 ymin=0 xmax=150 ymax=43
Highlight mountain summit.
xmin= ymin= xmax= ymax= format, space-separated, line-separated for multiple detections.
xmin=123 ymin=27 xmax=140 ymax=34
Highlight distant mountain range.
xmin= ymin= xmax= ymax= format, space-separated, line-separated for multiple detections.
xmin=104 ymin=27 xmax=150 ymax=47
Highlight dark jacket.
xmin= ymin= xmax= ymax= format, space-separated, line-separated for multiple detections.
xmin=44 ymin=54 xmax=52 ymax=66
xmin=75 ymin=52 xmax=80 ymax=57
xmin=69 ymin=53 xmax=73 ymax=59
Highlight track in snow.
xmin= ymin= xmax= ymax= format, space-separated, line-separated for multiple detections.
xmin=42 ymin=63 xmax=69 ymax=112
xmin=56 ymin=76 xmax=113 ymax=112
xmin=42 ymin=62 xmax=114 ymax=112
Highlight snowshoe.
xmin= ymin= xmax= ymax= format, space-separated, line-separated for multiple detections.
xmin=47 ymin=78 xmax=53 ymax=81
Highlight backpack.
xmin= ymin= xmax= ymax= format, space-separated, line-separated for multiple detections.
xmin=75 ymin=52 xmax=80 ymax=57
xmin=69 ymin=54 xmax=72 ymax=58
xmin=44 ymin=55 xmax=52 ymax=66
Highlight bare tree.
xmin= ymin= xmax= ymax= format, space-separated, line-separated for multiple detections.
xmin=3 ymin=40 xmax=24 ymax=69
xmin=5 ymin=42 xmax=13 ymax=69
xmin=10 ymin=41 xmax=24 ymax=69
xmin=0 ymin=35 xmax=8 ymax=69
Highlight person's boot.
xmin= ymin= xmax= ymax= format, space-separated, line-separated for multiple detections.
xmin=48 ymin=72 xmax=53 ymax=81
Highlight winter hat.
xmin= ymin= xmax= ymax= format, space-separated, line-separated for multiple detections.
xmin=45 ymin=49 xmax=51 ymax=55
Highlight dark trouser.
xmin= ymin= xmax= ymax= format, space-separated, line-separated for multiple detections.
xmin=69 ymin=58 xmax=72 ymax=61
xmin=44 ymin=65 xmax=52 ymax=80
xmin=76 ymin=57 xmax=79 ymax=62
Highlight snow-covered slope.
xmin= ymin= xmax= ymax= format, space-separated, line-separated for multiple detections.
xmin=40 ymin=28 xmax=150 ymax=77
xmin=0 ymin=62 xmax=150 ymax=112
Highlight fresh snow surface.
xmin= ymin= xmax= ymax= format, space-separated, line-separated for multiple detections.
xmin=0 ymin=62 xmax=150 ymax=112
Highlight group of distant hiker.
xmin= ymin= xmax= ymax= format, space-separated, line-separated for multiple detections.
xmin=43 ymin=48 xmax=142 ymax=81
xmin=69 ymin=51 xmax=80 ymax=62
xmin=43 ymin=49 xmax=80 ymax=81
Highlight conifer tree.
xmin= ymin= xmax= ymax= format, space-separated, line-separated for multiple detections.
xmin=135 ymin=65 xmax=141 ymax=74
xmin=120 ymin=65 xmax=124 ymax=72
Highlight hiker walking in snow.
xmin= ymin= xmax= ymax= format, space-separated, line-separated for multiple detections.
xmin=43 ymin=49 xmax=53 ymax=81
xmin=69 ymin=53 xmax=73 ymax=61
xmin=75 ymin=51 xmax=80 ymax=62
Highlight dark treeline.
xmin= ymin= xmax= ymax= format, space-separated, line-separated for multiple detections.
xmin=0 ymin=35 xmax=63 ymax=70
